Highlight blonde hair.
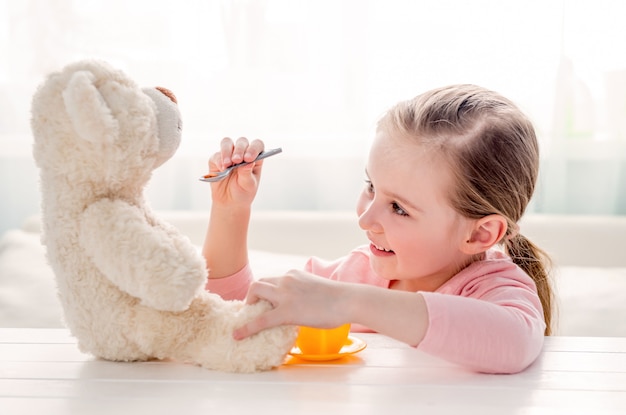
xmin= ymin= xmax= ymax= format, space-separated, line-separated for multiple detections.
xmin=378 ymin=84 xmax=553 ymax=335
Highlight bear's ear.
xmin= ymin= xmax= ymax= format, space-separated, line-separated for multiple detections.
xmin=62 ymin=70 xmax=119 ymax=143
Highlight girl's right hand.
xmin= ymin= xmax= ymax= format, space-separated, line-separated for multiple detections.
xmin=233 ymin=269 xmax=351 ymax=339
xmin=208 ymin=137 xmax=266 ymax=208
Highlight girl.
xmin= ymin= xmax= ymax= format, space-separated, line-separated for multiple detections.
xmin=203 ymin=84 xmax=553 ymax=374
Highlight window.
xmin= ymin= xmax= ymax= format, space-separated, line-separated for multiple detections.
xmin=1 ymin=0 xmax=625 ymax=236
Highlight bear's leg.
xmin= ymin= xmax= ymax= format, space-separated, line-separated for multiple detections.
xmin=130 ymin=292 xmax=297 ymax=372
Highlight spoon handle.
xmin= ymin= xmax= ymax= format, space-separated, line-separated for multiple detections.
xmin=199 ymin=147 xmax=282 ymax=182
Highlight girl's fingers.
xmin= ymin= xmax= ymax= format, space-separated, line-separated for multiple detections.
xmin=208 ymin=152 xmax=222 ymax=171
xmin=219 ymin=137 xmax=235 ymax=166
xmin=245 ymin=280 xmax=278 ymax=306
xmin=216 ymin=136 xmax=265 ymax=168
xmin=233 ymin=310 xmax=280 ymax=340
xmin=232 ymin=137 xmax=250 ymax=164
xmin=236 ymin=279 xmax=290 ymax=339
xmin=245 ymin=139 xmax=266 ymax=162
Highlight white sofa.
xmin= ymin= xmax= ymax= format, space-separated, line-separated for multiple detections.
xmin=1 ymin=210 xmax=625 ymax=336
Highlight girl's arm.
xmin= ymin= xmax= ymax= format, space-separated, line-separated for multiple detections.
xmin=341 ymin=281 xmax=431 ymax=346
xmin=203 ymin=137 xmax=265 ymax=279
xmin=203 ymin=203 xmax=251 ymax=279
xmin=234 ymin=265 xmax=544 ymax=373
xmin=233 ymin=270 xmax=430 ymax=346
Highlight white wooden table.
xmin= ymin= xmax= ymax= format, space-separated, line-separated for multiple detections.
xmin=1 ymin=329 xmax=625 ymax=414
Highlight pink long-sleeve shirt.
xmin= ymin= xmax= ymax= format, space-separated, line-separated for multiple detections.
xmin=207 ymin=246 xmax=546 ymax=373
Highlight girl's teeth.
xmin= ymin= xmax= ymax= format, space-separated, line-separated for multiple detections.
xmin=375 ymin=244 xmax=392 ymax=252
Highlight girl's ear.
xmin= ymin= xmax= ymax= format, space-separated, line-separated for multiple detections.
xmin=461 ymin=214 xmax=507 ymax=255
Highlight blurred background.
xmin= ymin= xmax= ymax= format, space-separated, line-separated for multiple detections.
xmin=1 ymin=0 xmax=625 ymax=236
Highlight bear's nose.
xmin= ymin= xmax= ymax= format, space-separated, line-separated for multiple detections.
xmin=155 ymin=86 xmax=177 ymax=104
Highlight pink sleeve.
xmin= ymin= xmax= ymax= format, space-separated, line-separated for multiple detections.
xmin=205 ymin=248 xmax=371 ymax=302
xmin=418 ymin=276 xmax=545 ymax=374
xmin=205 ymin=264 xmax=254 ymax=301
xmin=304 ymin=255 xmax=345 ymax=276
xmin=305 ymin=246 xmax=389 ymax=287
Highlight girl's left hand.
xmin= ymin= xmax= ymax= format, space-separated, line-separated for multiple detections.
xmin=233 ymin=269 xmax=349 ymax=340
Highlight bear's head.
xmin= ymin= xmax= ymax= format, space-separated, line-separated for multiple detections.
xmin=32 ymin=60 xmax=181 ymax=200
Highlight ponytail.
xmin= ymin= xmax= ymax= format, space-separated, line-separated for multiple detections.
xmin=505 ymin=234 xmax=553 ymax=335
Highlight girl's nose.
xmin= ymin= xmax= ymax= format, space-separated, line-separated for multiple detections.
xmin=358 ymin=202 xmax=382 ymax=233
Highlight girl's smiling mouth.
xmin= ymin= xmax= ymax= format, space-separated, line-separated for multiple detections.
xmin=370 ymin=242 xmax=395 ymax=256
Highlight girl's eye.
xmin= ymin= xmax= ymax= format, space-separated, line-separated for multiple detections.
xmin=392 ymin=202 xmax=409 ymax=217
xmin=364 ymin=180 xmax=374 ymax=194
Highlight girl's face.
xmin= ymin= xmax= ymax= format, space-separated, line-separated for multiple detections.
xmin=356 ymin=129 xmax=475 ymax=292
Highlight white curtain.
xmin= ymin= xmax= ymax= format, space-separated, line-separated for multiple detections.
xmin=1 ymin=0 xmax=625 ymax=235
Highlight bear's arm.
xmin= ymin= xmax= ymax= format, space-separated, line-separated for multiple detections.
xmin=79 ymin=198 xmax=207 ymax=312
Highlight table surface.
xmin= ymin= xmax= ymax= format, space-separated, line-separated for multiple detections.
xmin=1 ymin=329 xmax=625 ymax=415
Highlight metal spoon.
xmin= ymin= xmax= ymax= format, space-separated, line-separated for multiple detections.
xmin=199 ymin=147 xmax=283 ymax=182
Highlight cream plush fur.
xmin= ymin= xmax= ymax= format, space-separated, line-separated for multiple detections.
xmin=30 ymin=60 xmax=297 ymax=373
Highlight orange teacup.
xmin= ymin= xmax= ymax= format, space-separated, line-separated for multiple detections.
xmin=296 ymin=324 xmax=351 ymax=355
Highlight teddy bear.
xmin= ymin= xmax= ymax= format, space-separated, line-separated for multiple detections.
xmin=30 ymin=59 xmax=297 ymax=372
